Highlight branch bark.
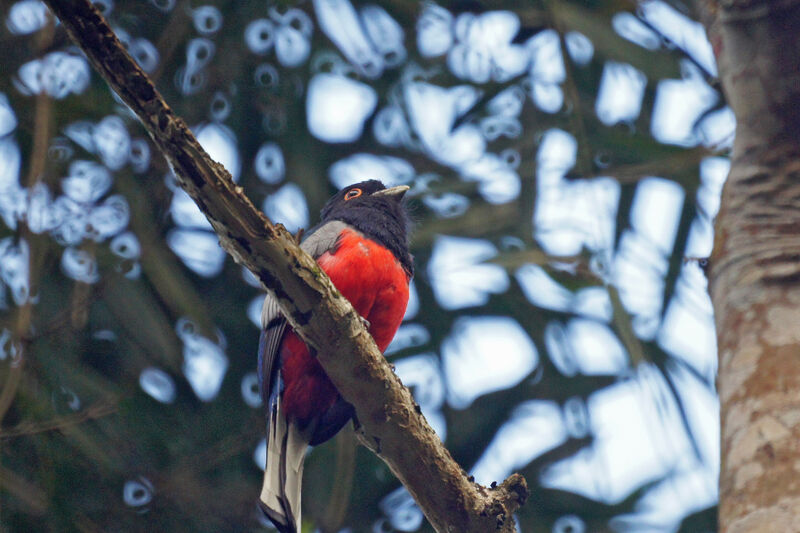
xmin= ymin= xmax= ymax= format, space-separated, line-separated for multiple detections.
xmin=42 ymin=1 xmax=528 ymax=531
xmin=696 ymin=1 xmax=800 ymax=531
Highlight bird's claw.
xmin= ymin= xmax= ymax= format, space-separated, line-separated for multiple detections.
xmin=359 ymin=316 xmax=371 ymax=330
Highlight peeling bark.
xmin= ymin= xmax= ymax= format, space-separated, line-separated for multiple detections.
xmin=41 ymin=1 xmax=528 ymax=531
xmin=697 ymin=1 xmax=800 ymax=531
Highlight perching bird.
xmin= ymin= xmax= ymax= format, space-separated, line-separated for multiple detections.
xmin=258 ymin=180 xmax=413 ymax=533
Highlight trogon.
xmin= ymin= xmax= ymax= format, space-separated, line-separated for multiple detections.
xmin=258 ymin=180 xmax=413 ymax=533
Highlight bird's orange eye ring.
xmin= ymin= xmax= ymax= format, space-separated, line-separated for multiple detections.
xmin=344 ymin=188 xmax=362 ymax=201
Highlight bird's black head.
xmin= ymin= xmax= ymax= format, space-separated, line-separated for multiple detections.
xmin=320 ymin=180 xmax=413 ymax=275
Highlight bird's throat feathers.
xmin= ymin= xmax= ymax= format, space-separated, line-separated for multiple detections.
xmin=318 ymin=181 xmax=413 ymax=276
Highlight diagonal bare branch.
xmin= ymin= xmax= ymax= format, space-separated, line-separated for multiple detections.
xmin=41 ymin=1 xmax=528 ymax=531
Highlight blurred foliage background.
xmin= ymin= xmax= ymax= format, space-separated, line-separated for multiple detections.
xmin=0 ymin=0 xmax=727 ymax=531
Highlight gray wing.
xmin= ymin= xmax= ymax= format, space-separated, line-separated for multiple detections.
xmin=258 ymin=295 xmax=287 ymax=408
xmin=299 ymin=220 xmax=348 ymax=258
xmin=257 ymin=220 xmax=350 ymax=407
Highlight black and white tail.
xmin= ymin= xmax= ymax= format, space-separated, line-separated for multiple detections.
xmin=259 ymin=395 xmax=308 ymax=533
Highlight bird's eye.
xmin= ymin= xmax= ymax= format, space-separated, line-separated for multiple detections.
xmin=344 ymin=188 xmax=362 ymax=201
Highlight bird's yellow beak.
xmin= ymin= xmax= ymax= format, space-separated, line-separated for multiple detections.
xmin=372 ymin=185 xmax=410 ymax=199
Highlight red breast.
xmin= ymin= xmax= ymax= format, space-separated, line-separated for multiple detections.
xmin=279 ymin=228 xmax=410 ymax=423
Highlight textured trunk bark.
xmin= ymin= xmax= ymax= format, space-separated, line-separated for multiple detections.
xmin=697 ymin=1 xmax=800 ymax=531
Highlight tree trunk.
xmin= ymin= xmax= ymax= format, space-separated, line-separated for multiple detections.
xmin=698 ymin=2 xmax=800 ymax=531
